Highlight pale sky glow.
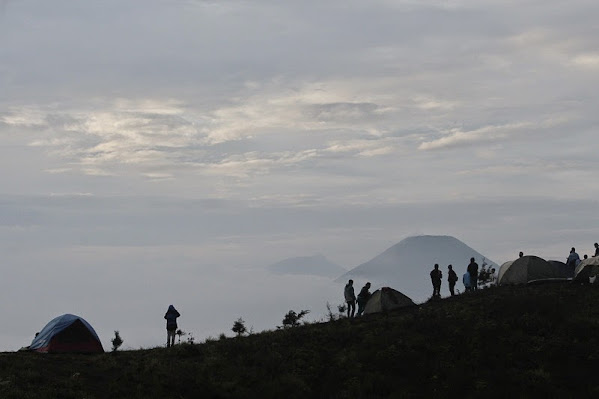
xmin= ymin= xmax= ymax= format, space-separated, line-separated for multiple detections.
xmin=1 ymin=0 xmax=598 ymax=351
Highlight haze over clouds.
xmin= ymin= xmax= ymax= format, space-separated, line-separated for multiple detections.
xmin=1 ymin=0 xmax=598 ymax=350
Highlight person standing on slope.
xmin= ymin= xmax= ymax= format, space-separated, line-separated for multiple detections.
xmin=447 ymin=264 xmax=458 ymax=296
xmin=430 ymin=264 xmax=442 ymax=298
xmin=356 ymin=282 xmax=372 ymax=316
xmin=566 ymin=247 xmax=580 ymax=268
xmin=594 ymin=243 xmax=598 ymax=257
xmin=164 ymin=305 xmax=181 ymax=348
xmin=344 ymin=279 xmax=356 ymax=318
xmin=467 ymin=258 xmax=479 ymax=291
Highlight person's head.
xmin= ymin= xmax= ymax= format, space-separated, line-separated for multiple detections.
xmin=448 ymin=264 xmax=453 ymax=270
xmin=584 ymin=254 xmax=588 ymax=259
xmin=595 ymin=243 xmax=598 ymax=248
xmin=470 ymin=257 xmax=475 ymax=263
xmin=348 ymin=279 xmax=353 ymax=286
xmin=571 ymin=247 xmax=576 ymax=253
xmin=519 ymin=251 xmax=523 ymax=258
xmin=434 ymin=263 xmax=439 ymax=270
xmin=366 ymin=282 xmax=371 ymax=288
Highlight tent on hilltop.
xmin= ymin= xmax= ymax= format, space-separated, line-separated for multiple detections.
xmin=547 ymin=260 xmax=575 ymax=278
xmin=497 ymin=255 xmax=571 ymax=285
xmin=363 ymin=287 xmax=415 ymax=314
xmin=29 ymin=314 xmax=104 ymax=353
xmin=573 ymin=257 xmax=599 ymax=283
xmin=497 ymin=260 xmax=515 ymax=284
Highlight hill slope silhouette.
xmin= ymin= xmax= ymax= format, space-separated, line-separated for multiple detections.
xmin=3 ymin=284 xmax=598 ymax=398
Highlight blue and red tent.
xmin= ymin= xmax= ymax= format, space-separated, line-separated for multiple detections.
xmin=29 ymin=314 xmax=104 ymax=353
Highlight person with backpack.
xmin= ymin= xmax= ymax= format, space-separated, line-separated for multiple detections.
xmin=447 ymin=264 xmax=458 ymax=296
xmin=356 ymin=282 xmax=371 ymax=316
xmin=164 ymin=305 xmax=180 ymax=348
xmin=430 ymin=264 xmax=442 ymax=298
xmin=344 ymin=279 xmax=356 ymax=318
xmin=467 ymin=258 xmax=479 ymax=291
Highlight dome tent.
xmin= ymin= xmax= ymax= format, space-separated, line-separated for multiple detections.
xmin=29 ymin=314 xmax=104 ymax=353
xmin=573 ymin=256 xmax=599 ymax=283
xmin=363 ymin=287 xmax=415 ymax=314
xmin=497 ymin=255 xmax=571 ymax=285
xmin=497 ymin=260 xmax=515 ymax=284
xmin=547 ymin=260 xmax=575 ymax=279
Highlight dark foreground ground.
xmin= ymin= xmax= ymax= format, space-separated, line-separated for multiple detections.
xmin=1 ymin=283 xmax=598 ymax=399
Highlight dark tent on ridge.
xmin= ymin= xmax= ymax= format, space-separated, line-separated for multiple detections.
xmin=573 ymin=256 xmax=599 ymax=283
xmin=497 ymin=255 xmax=572 ymax=285
xmin=28 ymin=314 xmax=104 ymax=353
xmin=363 ymin=287 xmax=415 ymax=314
xmin=547 ymin=260 xmax=575 ymax=279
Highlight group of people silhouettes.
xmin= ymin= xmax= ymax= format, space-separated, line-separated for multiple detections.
xmin=168 ymin=243 xmax=599 ymax=346
xmin=566 ymin=243 xmax=599 ymax=267
xmin=344 ymin=280 xmax=372 ymax=318
xmin=430 ymin=257 xmax=480 ymax=298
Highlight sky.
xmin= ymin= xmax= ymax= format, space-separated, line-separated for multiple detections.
xmin=1 ymin=0 xmax=598 ymax=351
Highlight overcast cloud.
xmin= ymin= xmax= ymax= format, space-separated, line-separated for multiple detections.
xmin=1 ymin=0 xmax=598 ymax=351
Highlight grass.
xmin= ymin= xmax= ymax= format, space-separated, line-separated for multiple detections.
xmin=0 ymin=283 xmax=598 ymax=398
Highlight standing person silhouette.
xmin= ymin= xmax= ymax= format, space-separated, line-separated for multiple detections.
xmin=467 ymin=258 xmax=479 ymax=291
xmin=344 ymin=279 xmax=356 ymax=318
xmin=447 ymin=265 xmax=458 ymax=296
xmin=566 ymin=247 xmax=580 ymax=268
xmin=164 ymin=305 xmax=180 ymax=348
xmin=430 ymin=264 xmax=442 ymax=298
xmin=356 ymin=282 xmax=371 ymax=316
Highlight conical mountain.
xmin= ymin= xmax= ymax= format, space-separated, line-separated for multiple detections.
xmin=337 ymin=235 xmax=498 ymax=302
xmin=268 ymin=254 xmax=346 ymax=278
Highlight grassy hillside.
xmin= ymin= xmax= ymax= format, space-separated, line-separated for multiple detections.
xmin=1 ymin=283 xmax=598 ymax=398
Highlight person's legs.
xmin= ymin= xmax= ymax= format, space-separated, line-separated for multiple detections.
xmin=167 ymin=329 xmax=175 ymax=347
xmin=357 ymin=300 xmax=364 ymax=316
xmin=347 ymin=300 xmax=355 ymax=318
xmin=449 ymin=283 xmax=455 ymax=296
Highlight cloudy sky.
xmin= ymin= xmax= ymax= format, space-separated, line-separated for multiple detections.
xmin=1 ymin=0 xmax=598 ymax=350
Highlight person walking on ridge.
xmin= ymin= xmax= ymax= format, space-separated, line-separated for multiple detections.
xmin=430 ymin=264 xmax=442 ymax=298
xmin=447 ymin=264 xmax=458 ymax=296
xmin=467 ymin=258 xmax=479 ymax=291
xmin=594 ymin=243 xmax=598 ymax=257
xmin=344 ymin=279 xmax=356 ymax=318
xmin=164 ymin=305 xmax=180 ymax=348
xmin=356 ymin=282 xmax=371 ymax=316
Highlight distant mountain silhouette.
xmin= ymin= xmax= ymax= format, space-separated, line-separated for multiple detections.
xmin=268 ymin=254 xmax=346 ymax=278
xmin=337 ymin=235 xmax=498 ymax=302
